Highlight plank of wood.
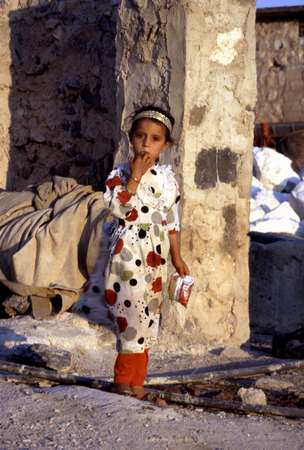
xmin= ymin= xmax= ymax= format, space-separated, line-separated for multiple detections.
xmin=146 ymin=389 xmax=304 ymax=419
xmin=1 ymin=359 xmax=304 ymax=418
xmin=146 ymin=359 xmax=304 ymax=386
xmin=0 ymin=360 xmax=111 ymax=390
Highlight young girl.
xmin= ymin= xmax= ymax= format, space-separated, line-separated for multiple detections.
xmin=104 ymin=106 xmax=189 ymax=398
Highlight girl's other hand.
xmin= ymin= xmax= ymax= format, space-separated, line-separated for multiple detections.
xmin=172 ymin=255 xmax=190 ymax=277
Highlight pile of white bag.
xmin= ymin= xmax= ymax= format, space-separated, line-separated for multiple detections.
xmin=250 ymin=147 xmax=304 ymax=236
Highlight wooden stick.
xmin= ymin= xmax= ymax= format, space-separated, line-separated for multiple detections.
xmin=146 ymin=389 xmax=304 ymax=419
xmin=0 ymin=360 xmax=112 ymax=390
xmin=146 ymin=359 xmax=304 ymax=386
xmin=1 ymin=359 xmax=304 ymax=419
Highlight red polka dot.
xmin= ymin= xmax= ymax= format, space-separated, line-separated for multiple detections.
xmin=105 ymin=289 xmax=117 ymax=305
xmin=114 ymin=239 xmax=124 ymax=254
xmin=106 ymin=176 xmax=122 ymax=189
xmin=116 ymin=316 xmax=128 ymax=332
xmin=151 ymin=277 xmax=162 ymax=293
xmin=117 ymin=190 xmax=132 ymax=204
xmin=125 ymin=208 xmax=138 ymax=222
xmin=146 ymin=251 xmax=162 ymax=268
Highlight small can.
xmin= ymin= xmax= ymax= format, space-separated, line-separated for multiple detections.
xmin=168 ymin=273 xmax=194 ymax=307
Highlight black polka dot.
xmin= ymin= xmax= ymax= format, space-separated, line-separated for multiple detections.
xmin=118 ymin=218 xmax=125 ymax=227
xmin=151 ymin=187 xmax=155 ymax=193
xmin=124 ymin=300 xmax=131 ymax=307
xmin=92 ymin=285 xmax=100 ymax=293
xmin=175 ymin=195 xmax=181 ymax=203
xmin=82 ymin=305 xmax=91 ymax=314
xmin=150 ymin=169 xmax=157 ymax=175
xmin=145 ymin=306 xmax=149 ymax=316
xmin=138 ymin=229 xmax=146 ymax=239
xmin=161 ymin=258 xmax=166 ymax=265
xmin=148 ymin=320 xmax=154 ymax=328
xmin=135 ymin=259 xmax=142 ymax=266
xmin=141 ymin=206 xmax=149 ymax=213
xmin=156 ymin=244 xmax=161 ymax=254
xmin=113 ymin=282 xmax=120 ymax=293
xmin=138 ymin=337 xmax=144 ymax=344
xmin=130 ymin=279 xmax=137 ymax=286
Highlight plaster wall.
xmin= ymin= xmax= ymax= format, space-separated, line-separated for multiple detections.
xmin=256 ymin=20 xmax=304 ymax=123
xmin=116 ymin=0 xmax=256 ymax=350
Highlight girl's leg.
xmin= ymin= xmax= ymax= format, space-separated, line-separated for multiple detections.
xmin=113 ymin=352 xmax=136 ymax=394
xmin=130 ymin=348 xmax=149 ymax=399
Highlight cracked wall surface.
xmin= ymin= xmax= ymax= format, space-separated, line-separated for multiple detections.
xmin=256 ymin=19 xmax=304 ymax=123
xmin=116 ymin=0 xmax=256 ymax=349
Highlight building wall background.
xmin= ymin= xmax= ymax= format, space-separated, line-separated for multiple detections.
xmin=116 ymin=0 xmax=256 ymax=349
xmin=256 ymin=19 xmax=304 ymax=123
xmin=0 ymin=0 xmax=118 ymax=191
xmin=0 ymin=0 xmax=257 ymax=348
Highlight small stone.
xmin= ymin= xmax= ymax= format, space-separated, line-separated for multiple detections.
xmin=255 ymin=376 xmax=294 ymax=391
xmin=237 ymin=387 xmax=267 ymax=406
xmin=52 ymin=26 xmax=64 ymax=41
xmin=274 ymin=39 xmax=283 ymax=51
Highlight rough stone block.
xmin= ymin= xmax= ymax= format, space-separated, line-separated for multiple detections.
xmin=249 ymin=232 xmax=304 ymax=337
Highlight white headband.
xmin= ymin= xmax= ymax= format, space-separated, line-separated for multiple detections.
xmin=133 ymin=110 xmax=173 ymax=134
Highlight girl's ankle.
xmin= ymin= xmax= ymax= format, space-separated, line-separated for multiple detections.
xmin=112 ymin=383 xmax=132 ymax=395
xmin=131 ymin=385 xmax=147 ymax=400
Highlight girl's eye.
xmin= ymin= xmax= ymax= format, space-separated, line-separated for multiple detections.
xmin=135 ymin=132 xmax=143 ymax=138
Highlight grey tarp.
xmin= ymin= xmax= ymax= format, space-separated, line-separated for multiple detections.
xmin=0 ymin=177 xmax=108 ymax=315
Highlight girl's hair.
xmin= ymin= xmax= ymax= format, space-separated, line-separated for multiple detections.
xmin=128 ymin=105 xmax=175 ymax=143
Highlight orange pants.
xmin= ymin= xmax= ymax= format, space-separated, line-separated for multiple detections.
xmin=114 ymin=349 xmax=149 ymax=386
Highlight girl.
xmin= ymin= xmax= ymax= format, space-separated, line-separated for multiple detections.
xmin=104 ymin=105 xmax=189 ymax=398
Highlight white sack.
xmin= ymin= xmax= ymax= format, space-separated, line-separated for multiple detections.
xmin=250 ymin=202 xmax=300 ymax=235
xmin=253 ymin=147 xmax=300 ymax=192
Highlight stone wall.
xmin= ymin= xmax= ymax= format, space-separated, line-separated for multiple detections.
xmin=256 ymin=19 xmax=304 ymax=123
xmin=0 ymin=0 xmax=256 ymax=349
xmin=116 ymin=0 xmax=256 ymax=350
xmin=0 ymin=0 xmax=118 ymax=191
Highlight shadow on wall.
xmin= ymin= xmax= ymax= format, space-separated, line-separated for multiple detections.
xmin=7 ymin=0 xmax=119 ymax=192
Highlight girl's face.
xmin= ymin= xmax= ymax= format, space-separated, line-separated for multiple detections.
xmin=131 ymin=118 xmax=169 ymax=163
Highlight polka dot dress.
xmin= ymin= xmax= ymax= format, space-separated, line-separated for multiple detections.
xmin=104 ymin=162 xmax=180 ymax=353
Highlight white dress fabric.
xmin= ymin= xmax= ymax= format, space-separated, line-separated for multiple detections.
xmin=103 ymin=162 xmax=180 ymax=353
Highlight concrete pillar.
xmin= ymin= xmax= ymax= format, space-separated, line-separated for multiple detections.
xmin=116 ymin=0 xmax=256 ymax=350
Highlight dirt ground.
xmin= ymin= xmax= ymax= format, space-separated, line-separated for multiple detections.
xmin=0 ymin=314 xmax=303 ymax=449
xmin=1 ymin=350 xmax=304 ymax=450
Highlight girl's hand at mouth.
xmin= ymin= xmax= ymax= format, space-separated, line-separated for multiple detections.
xmin=131 ymin=152 xmax=154 ymax=179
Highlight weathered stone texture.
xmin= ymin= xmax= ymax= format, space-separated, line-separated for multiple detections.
xmin=250 ymin=235 xmax=304 ymax=337
xmin=0 ymin=0 xmax=118 ymax=190
xmin=256 ymin=20 xmax=304 ymax=123
xmin=0 ymin=0 xmax=256 ymax=348
xmin=116 ymin=0 xmax=256 ymax=347
xmin=115 ymin=0 xmax=185 ymax=171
